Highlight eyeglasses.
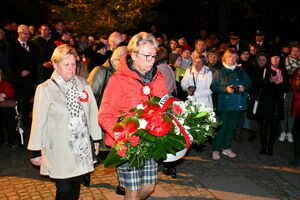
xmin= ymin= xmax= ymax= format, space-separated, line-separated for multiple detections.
xmin=20 ymin=32 xmax=30 ymax=35
xmin=136 ymin=52 xmax=157 ymax=61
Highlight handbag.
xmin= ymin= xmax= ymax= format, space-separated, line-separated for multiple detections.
xmin=90 ymin=136 xmax=100 ymax=164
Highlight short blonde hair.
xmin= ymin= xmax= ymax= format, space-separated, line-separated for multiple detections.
xmin=127 ymin=32 xmax=158 ymax=53
xmin=51 ymin=44 xmax=79 ymax=64
xmin=221 ymin=48 xmax=238 ymax=63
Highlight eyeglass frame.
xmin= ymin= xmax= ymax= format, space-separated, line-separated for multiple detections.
xmin=136 ymin=52 xmax=157 ymax=62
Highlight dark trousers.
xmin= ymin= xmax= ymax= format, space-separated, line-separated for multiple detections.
xmin=258 ymin=119 xmax=279 ymax=148
xmin=213 ymin=111 xmax=240 ymax=151
xmin=293 ymin=117 xmax=300 ymax=160
xmin=15 ymin=76 xmax=35 ymax=127
xmin=54 ymin=175 xmax=82 ymax=200
xmin=0 ymin=107 xmax=17 ymax=145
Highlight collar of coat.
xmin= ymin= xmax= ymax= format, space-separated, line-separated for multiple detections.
xmin=117 ymin=53 xmax=158 ymax=84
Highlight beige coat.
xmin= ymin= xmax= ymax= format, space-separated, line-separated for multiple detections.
xmin=27 ymin=75 xmax=102 ymax=179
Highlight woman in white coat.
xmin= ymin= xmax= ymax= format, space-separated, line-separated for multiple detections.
xmin=181 ymin=54 xmax=213 ymax=108
xmin=28 ymin=44 xmax=102 ymax=200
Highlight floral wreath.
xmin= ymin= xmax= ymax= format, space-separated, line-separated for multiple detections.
xmin=104 ymin=95 xmax=217 ymax=168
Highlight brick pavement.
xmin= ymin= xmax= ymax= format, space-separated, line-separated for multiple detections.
xmin=1 ymin=132 xmax=300 ymax=200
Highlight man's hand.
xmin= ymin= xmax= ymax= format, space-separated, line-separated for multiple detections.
xmin=21 ymin=70 xmax=30 ymax=77
xmin=43 ymin=62 xmax=52 ymax=69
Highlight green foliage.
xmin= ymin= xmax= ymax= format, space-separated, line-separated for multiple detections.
xmin=148 ymin=133 xmax=186 ymax=160
xmin=46 ymin=0 xmax=159 ymax=35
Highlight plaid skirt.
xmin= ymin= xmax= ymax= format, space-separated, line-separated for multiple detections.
xmin=117 ymin=159 xmax=158 ymax=191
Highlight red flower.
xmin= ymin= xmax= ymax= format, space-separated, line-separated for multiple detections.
xmin=172 ymin=104 xmax=183 ymax=115
xmin=140 ymin=103 xmax=162 ymax=120
xmin=79 ymin=90 xmax=89 ymax=102
xmin=113 ymin=117 xmax=139 ymax=142
xmin=145 ymin=115 xmax=173 ymax=136
xmin=117 ymin=144 xmax=128 ymax=157
xmin=54 ymin=40 xmax=64 ymax=46
xmin=130 ymin=136 xmax=140 ymax=146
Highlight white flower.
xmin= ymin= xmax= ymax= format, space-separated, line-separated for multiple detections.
xmin=143 ymin=86 xmax=151 ymax=95
xmin=136 ymin=104 xmax=144 ymax=110
xmin=174 ymin=126 xmax=180 ymax=135
xmin=184 ymin=125 xmax=190 ymax=130
xmin=139 ymin=119 xmax=148 ymax=129
xmin=178 ymin=118 xmax=185 ymax=125
xmin=187 ymin=96 xmax=194 ymax=101
xmin=206 ymin=125 xmax=210 ymax=131
xmin=79 ymin=91 xmax=87 ymax=99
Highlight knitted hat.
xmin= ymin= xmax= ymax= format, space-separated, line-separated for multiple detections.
xmin=168 ymin=53 xmax=181 ymax=65
xmin=256 ymin=51 xmax=268 ymax=59
xmin=95 ymin=42 xmax=106 ymax=51
xmin=181 ymin=44 xmax=193 ymax=52
xmin=238 ymin=46 xmax=249 ymax=55
xmin=270 ymin=50 xmax=281 ymax=57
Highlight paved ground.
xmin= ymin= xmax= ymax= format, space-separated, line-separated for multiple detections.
xmin=0 ymin=130 xmax=300 ymax=200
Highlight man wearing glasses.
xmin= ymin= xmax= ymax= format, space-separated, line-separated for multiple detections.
xmin=7 ymin=24 xmax=38 ymax=128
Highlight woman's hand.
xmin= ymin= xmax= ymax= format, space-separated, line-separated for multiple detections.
xmin=226 ymin=85 xmax=234 ymax=93
xmin=238 ymin=85 xmax=244 ymax=92
xmin=30 ymin=156 xmax=42 ymax=166
xmin=94 ymin=143 xmax=100 ymax=155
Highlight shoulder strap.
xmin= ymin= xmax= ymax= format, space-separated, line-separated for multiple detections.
xmin=97 ymin=67 xmax=109 ymax=106
xmin=51 ymin=79 xmax=65 ymax=97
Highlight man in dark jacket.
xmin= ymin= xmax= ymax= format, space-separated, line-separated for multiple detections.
xmin=6 ymin=24 xmax=38 ymax=127
xmin=32 ymin=24 xmax=56 ymax=83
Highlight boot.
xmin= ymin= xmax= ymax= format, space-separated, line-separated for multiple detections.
xmin=259 ymin=144 xmax=267 ymax=155
xmin=116 ymin=185 xmax=125 ymax=195
xmin=82 ymin=173 xmax=91 ymax=187
xmin=248 ymin=131 xmax=256 ymax=142
xmin=267 ymin=144 xmax=274 ymax=156
xmin=163 ymin=167 xmax=177 ymax=178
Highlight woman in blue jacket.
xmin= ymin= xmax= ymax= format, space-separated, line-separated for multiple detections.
xmin=211 ymin=49 xmax=251 ymax=160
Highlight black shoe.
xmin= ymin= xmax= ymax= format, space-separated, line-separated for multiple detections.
xmin=99 ymin=150 xmax=110 ymax=160
xmin=8 ymin=144 xmax=17 ymax=148
xmin=248 ymin=131 xmax=256 ymax=142
xmin=116 ymin=185 xmax=125 ymax=195
xmin=290 ymin=159 xmax=300 ymax=166
xmin=163 ymin=167 xmax=176 ymax=178
xmin=267 ymin=147 xmax=273 ymax=156
xmin=82 ymin=174 xmax=91 ymax=187
xmin=259 ymin=147 xmax=266 ymax=155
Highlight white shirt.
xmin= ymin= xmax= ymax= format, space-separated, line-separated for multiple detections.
xmin=181 ymin=65 xmax=213 ymax=108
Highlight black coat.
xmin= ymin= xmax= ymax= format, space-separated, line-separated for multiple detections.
xmin=32 ymin=36 xmax=56 ymax=83
xmin=6 ymin=39 xmax=38 ymax=97
xmin=248 ymin=64 xmax=289 ymax=120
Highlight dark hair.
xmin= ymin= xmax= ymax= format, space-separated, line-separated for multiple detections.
xmin=156 ymin=46 xmax=168 ymax=62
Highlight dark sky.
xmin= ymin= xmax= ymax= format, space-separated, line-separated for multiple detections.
xmin=1 ymin=0 xmax=299 ymax=42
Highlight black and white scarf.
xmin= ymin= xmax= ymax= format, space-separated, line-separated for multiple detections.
xmin=53 ymin=73 xmax=92 ymax=168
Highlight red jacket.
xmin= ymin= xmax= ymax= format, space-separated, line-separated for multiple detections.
xmin=0 ymin=80 xmax=15 ymax=99
xmin=291 ymin=68 xmax=300 ymax=117
xmin=98 ymin=54 xmax=167 ymax=146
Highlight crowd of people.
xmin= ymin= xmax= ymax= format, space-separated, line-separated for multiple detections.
xmin=0 ymin=20 xmax=300 ymax=199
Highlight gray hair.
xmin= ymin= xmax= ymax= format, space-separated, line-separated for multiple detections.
xmin=127 ymin=32 xmax=158 ymax=53
xmin=17 ymin=24 xmax=29 ymax=33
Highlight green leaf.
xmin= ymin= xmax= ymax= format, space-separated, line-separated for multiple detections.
xmin=151 ymin=96 xmax=161 ymax=103
xmin=103 ymin=148 xmax=127 ymax=168
xmin=195 ymin=112 xmax=208 ymax=118
xmin=136 ymin=129 xmax=157 ymax=142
